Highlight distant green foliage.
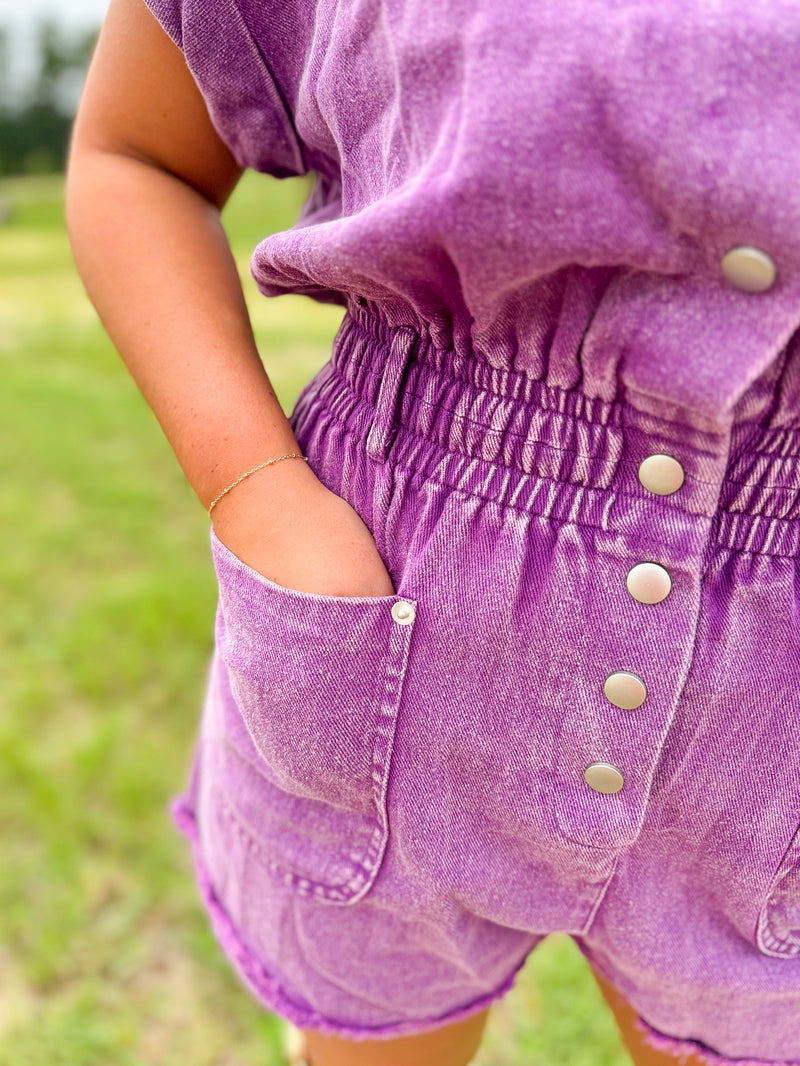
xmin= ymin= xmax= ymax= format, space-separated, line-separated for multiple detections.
xmin=0 ymin=21 xmax=97 ymax=176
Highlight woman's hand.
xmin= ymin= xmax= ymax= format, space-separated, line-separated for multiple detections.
xmin=210 ymin=460 xmax=395 ymax=598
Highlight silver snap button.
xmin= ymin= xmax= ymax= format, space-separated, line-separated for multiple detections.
xmin=720 ymin=246 xmax=776 ymax=293
xmin=626 ymin=562 xmax=672 ymax=605
xmin=391 ymin=600 xmax=416 ymax=626
xmin=604 ymin=671 xmax=647 ymax=710
xmin=584 ymin=762 xmax=624 ymax=794
xmin=638 ymin=454 xmax=685 ymax=496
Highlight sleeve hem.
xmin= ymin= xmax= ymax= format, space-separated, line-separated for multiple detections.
xmin=141 ymin=0 xmax=183 ymax=50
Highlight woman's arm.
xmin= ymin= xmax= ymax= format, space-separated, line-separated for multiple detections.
xmin=66 ymin=0 xmax=393 ymax=596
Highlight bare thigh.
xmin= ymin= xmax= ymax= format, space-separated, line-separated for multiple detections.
xmin=301 ymin=1009 xmax=490 ymax=1066
xmin=589 ymin=966 xmax=708 ymax=1066
xmin=299 ymin=967 xmax=711 ymax=1066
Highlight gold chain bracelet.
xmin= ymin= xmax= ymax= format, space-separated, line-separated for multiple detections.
xmin=207 ymin=453 xmax=309 ymax=518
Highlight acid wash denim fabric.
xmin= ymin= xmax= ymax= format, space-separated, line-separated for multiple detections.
xmin=171 ymin=308 xmax=800 ymax=1064
xmin=140 ymin=0 xmax=800 ymax=1059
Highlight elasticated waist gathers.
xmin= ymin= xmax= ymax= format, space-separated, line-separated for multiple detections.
xmin=314 ymin=311 xmax=800 ymax=557
xmin=169 ymin=305 xmax=800 ymax=1065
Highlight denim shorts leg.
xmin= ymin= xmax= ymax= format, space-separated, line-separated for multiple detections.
xmin=172 ymin=309 xmax=800 ymax=1060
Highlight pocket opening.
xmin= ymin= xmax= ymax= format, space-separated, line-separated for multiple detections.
xmin=207 ymin=529 xmax=417 ymax=904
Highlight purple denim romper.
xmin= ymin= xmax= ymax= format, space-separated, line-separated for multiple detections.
xmin=144 ymin=0 xmax=800 ymax=1060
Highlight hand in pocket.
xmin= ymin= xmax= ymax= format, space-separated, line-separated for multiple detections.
xmin=208 ymin=465 xmax=417 ymax=902
xmin=210 ymin=458 xmax=395 ymax=598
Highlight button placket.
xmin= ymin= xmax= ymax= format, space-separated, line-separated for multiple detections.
xmin=603 ymin=671 xmax=647 ymax=710
xmin=637 ymin=453 xmax=685 ymax=496
xmin=584 ymin=763 xmax=624 ymax=795
xmin=626 ymin=561 xmax=672 ymax=605
xmin=584 ymin=453 xmax=684 ymax=797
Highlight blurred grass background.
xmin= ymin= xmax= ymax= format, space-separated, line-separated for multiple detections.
xmin=0 ymin=170 xmax=632 ymax=1066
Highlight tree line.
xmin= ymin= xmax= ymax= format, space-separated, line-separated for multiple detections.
xmin=0 ymin=21 xmax=98 ymax=176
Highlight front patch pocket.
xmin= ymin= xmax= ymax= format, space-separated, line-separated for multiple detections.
xmin=209 ymin=529 xmax=416 ymax=904
xmin=757 ymin=829 xmax=800 ymax=958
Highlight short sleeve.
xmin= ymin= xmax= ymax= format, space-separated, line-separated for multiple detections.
xmin=142 ymin=0 xmax=308 ymax=178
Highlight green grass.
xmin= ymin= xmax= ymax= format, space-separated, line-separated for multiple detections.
xmin=0 ymin=172 xmax=631 ymax=1065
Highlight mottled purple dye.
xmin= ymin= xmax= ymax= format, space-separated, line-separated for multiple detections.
xmin=142 ymin=0 xmax=800 ymax=1059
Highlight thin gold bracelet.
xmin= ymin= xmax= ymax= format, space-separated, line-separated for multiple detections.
xmin=207 ymin=454 xmax=309 ymax=518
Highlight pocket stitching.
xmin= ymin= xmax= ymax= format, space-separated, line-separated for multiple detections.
xmin=215 ymin=591 xmax=417 ymax=905
xmin=756 ymin=828 xmax=800 ymax=958
xmin=217 ymin=787 xmax=388 ymax=904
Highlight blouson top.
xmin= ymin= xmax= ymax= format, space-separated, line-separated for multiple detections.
xmin=143 ymin=0 xmax=800 ymax=425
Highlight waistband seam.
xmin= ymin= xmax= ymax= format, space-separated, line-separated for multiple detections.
xmin=347 ymin=353 xmax=622 ymax=428
xmin=334 ymin=348 xmax=738 ymax=462
xmin=330 ymin=360 xmax=728 ymax=490
xmin=390 ymin=456 xmax=618 ymax=536
xmin=334 ymin=357 xmax=800 ymax=497
xmin=323 ymin=314 xmax=800 ymax=555
xmin=386 ymin=443 xmax=800 ymax=557
xmin=373 ymin=412 xmax=714 ymax=527
xmin=338 ymin=314 xmax=747 ymax=442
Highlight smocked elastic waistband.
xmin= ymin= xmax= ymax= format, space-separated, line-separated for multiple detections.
xmin=313 ymin=312 xmax=800 ymax=557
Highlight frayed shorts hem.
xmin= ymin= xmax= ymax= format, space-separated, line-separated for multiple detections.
xmin=170 ymin=795 xmax=520 ymax=1041
xmin=635 ymin=1017 xmax=800 ymax=1066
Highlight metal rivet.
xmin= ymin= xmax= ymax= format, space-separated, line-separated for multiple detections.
xmin=604 ymin=671 xmax=647 ymax=710
xmin=391 ymin=600 xmax=415 ymax=625
xmin=584 ymin=762 xmax=624 ymax=794
xmin=626 ymin=562 xmax=672 ymax=605
xmin=638 ymin=454 xmax=685 ymax=496
xmin=721 ymin=246 xmax=776 ymax=294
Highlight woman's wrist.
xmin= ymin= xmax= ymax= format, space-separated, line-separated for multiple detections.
xmin=209 ymin=454 xmax=322 ymax=536
xmin=189 ymin=408 xmax=305 ymax=514
xmin=206 ymin=453 xmax=310 ymax=518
